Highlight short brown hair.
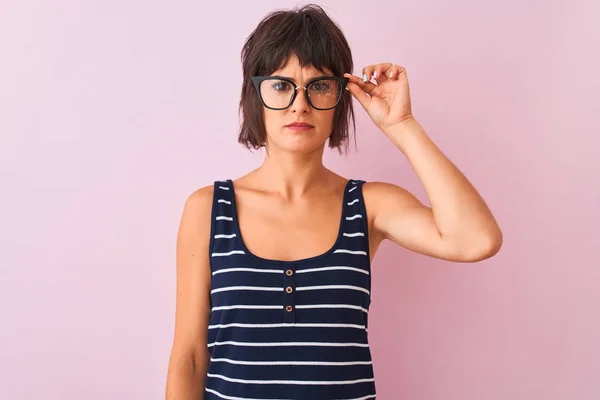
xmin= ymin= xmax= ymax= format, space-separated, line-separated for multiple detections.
xmin=238 ymin=4 xmax=355 ymax=153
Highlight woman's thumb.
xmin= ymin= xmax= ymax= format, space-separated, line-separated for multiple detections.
xmin=346 ymin=82 xmax=371 ymax=110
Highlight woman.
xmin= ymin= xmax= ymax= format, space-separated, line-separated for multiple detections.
xmin=166 ymin=4 xmax=502 ymax=399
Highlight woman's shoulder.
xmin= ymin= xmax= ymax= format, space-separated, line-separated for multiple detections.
xmin=361 ymin=180 xmax=414 ymax=200
xmin=182 ymin=182 xmax=218 ymax=216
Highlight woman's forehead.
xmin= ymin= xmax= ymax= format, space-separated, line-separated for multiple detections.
xmin=272 ymin=55 xmax=333 ymax=77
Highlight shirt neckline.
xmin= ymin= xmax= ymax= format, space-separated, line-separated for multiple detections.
xmin=227 ymin=178 xmax=352 ymax=265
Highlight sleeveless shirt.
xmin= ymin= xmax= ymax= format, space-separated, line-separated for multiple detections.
xmin=205 ymin=179 xmax=376 ymax=400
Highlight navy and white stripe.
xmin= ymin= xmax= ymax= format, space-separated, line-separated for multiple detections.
xmin=206 ymin=179 xmax=375 ymax=399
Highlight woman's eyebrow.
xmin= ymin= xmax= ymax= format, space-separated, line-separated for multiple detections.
xmin=274 ymin=74 xmax=332 ymax=82
xmin=270 ymin=75 xmax=295 ymax=81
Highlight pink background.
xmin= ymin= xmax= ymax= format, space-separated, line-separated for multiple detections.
xmin=1 ymin=1 xmax=599 ymax=399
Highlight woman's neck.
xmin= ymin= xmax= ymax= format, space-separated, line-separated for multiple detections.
xmin=254 ymin=147 xmax=332 ymax=198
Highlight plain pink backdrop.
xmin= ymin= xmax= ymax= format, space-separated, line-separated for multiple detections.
xmin=1 ymin=1 xmax=599 ymax=399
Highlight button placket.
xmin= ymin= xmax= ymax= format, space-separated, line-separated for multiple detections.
xmin=282 ymin=264 xmax=296 ymax=323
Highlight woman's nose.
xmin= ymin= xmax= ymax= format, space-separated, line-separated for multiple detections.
xmin=290 ymin=86 xmax=310 ymax=113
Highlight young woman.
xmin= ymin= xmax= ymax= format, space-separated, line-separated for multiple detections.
xmin=166 ymin=5 xmax=502 ymax=399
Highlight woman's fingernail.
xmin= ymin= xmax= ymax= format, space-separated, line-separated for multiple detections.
xmin=373 ymin=71 xmax=377 ymax=78
xmin=363 ymin=74 xmax=367 ymax=82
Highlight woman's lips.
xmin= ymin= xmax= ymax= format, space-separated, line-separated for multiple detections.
xmin=286 ymin=122 xmax=314 ymax=131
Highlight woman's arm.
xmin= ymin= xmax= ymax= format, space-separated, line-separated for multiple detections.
xmin=364 ymin=119 xmax=503 ymax=262
xmin=346 ymin=64 xmax=502 ymax=262
xmin=166 ymin=186 xmax=214 ymax=399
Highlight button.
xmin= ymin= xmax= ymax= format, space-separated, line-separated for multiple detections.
xmin=285 ymin=286 xmax=293 ymax=294
xmin=285 ymin=305 xmax=293 ymax=312
xmin=285 ymin=269 xmax=293 ymax=276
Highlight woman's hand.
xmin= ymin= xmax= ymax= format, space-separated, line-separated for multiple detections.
xmin=344 ymin=63 xmax=414 ymax=134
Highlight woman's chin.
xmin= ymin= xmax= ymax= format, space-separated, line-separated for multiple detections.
xmin=270 ymin=136 xmax=328 ymax=154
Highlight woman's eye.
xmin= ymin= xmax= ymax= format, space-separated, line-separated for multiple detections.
xmin=311 ymin=82 xmax=330 ymax=92
xmin=272 ymin=81 xmax=292 ymax=91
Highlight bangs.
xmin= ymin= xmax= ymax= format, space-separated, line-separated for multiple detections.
xmin=259 ymin=16 xmax=345 ymax=76
xmin=243 ymin=5 xmax=352 ymax=77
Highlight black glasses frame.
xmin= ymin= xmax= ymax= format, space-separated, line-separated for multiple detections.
xmin=251 ymin=75 xmax=349 ymax=111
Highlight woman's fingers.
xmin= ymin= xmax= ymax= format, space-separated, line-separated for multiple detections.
xmin=361 ymin=66 xmax=373 ymax=83
xmin=372 ymin=64 xmax=388 ymax=84
xmin=359 ymin=63 xmax=407 ymax=84
xmin=345 ymin=81 xmax=372 ymax=110
xmin=345 ymin=63 xmax=407 ymax=94
xmin=387 ymin=64 xmax=406 ymax=79
xmin=344 ymin=73 xmax=376 ymax=93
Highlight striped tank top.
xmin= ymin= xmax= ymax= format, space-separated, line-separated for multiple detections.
xmin=205 ymin=179 xmax=375 ymax=400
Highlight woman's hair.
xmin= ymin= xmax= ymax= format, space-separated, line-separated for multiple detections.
xmin=238 ymin=4 xmax=355 ymax=153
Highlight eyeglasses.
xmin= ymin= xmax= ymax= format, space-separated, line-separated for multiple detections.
xmin=251 ymin=76 xmax=349 ymax=111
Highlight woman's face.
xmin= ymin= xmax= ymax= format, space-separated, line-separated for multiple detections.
xmin=262 ymin=53 xmax=336 ymax=154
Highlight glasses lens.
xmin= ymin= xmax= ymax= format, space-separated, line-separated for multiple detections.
xmin=259 ymin=79 xmax=295 ymax=109
xmin=307 ymin=79 xmax=342 ymax=109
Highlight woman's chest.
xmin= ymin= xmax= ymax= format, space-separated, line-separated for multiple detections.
xmin=237 ymin=198 xmax=343 ymax=262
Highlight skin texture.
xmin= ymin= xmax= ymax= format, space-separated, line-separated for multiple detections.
xmin=165 ymin=54 xmax=503 ymax=399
